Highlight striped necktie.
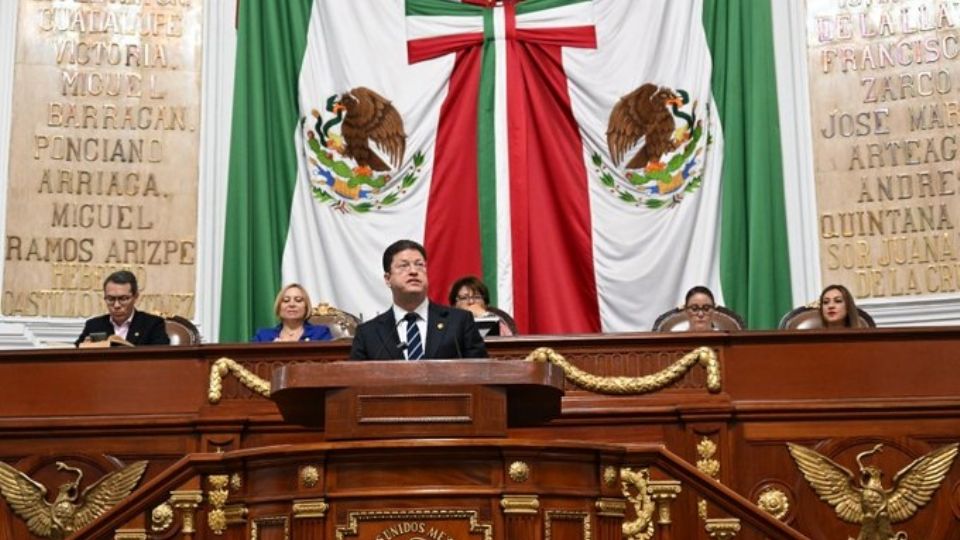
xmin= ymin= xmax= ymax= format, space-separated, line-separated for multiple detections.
xmin=404 ymin=312 xmax=424 ymax=360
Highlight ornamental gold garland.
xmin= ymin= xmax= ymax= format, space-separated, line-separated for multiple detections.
xmin=524 ymin=346 xmax=720 ymax=394
xmin=208 ymin=346 xmax=720 ymax=404
xmin=208 ymin=357 xmax=270 ymax=403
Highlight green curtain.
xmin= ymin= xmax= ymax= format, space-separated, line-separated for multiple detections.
xmin=703 ymin=0 xmax=793 ymax=329
xmin=219 ymin=0 xmax=313 ymax=342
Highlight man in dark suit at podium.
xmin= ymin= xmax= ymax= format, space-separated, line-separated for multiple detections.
xmin=350 ymin=239 xmax=487 ymax=360
xmin=75 ymin=271 xmax=170 ymax=347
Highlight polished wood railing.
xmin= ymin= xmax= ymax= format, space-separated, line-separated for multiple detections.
xmin=0 ymin=327 xmax=956 ymax=539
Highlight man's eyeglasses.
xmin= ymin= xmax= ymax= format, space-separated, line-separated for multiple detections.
xmin=392 ymin=260 xmax=427 ymax=272
xmin=456 ymin=294 xmax=484 ymax=303
xmin=104 ymin=295 xmax=134 ymax=305
xmin=686 ymin=305 xmax=714 ymax=314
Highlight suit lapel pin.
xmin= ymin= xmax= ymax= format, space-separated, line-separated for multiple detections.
xmin=134 ymin=332 xmax=140 ymax=337
xmin=437 ymin=323 xmax=444 ymax=330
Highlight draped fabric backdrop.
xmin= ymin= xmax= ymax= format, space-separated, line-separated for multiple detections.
xmin=220 ymin=0 xmax=791 ymax=342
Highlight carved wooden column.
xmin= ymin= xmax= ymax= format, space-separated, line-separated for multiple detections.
xmin=647 ymin=480 xmax=682 ymax=540
xmin=501 ymin=495 xmax=541 ymax=539
xmin=704 ymin=517 xmax=741 ymax=539
xmin=595 ymin=497 xmax=626 ymax=540
xmin=291 ymin=498 xmax=328 ymax=540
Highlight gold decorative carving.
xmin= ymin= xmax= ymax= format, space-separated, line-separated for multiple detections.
xmin=113 ymin=530 xmax=147 ymax=540
xmin=336 ymin=509 xmax=492 ymax=540
xmin=208 ymin=357 xmax=270 ymax=403
xmin=206 ymin=474 xmax=230 ymax=535
xmin=293 ymin=498 xmax=329 ymax=519
xmin=224 ymin=504 xmax=248 ymax=525
xmin=150 ymin=502 xmax=174 ymax=532
xmin=756 ymin=487 xmax=789 ymax=521
xmin=169 ymin=490 xmax=203 ymax=534
xmin=788 ymin=442 xmax=959 ymax=540
xmin=620 ymin=467 xmax=655 ymax=540
xmin=229 ymin=472 xmax=243 ymax=491
xmin=525 ymin=346 xmax=720 ymax=394
xmin=696 ymin=436 xmax=720 ymax=520
xmin=300 ymin=465 xmax=320 ymax=488
xmin=500 ymin=494 xmax=540 ymax=514
xmin=704 ymin=517 xmax=741 ymax=539
xmin=602 ymin=465 xmax=618 ymax=487
xmin=648 ymin=480 xmax=682 ymax=525
xmin=508 ymin=461 xmax=530 ymax=483
xmin=251 ymin=516 xmax=290 ymax=540
xmin=595 ymin=497 xmax=626 ymax=517
xmin=0 ymin=460 xmax=147 ymax=539
xmin=545 ymin=510 xmax=590 ymax=540
xmin=696 ymin=438 xmax=720 ymax=478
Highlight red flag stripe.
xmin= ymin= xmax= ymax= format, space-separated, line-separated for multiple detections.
xmin=507 ymin=38 xmax=601 ymax=333
xmin=407 ymin=33 xmax=484 ymax=63
xmin=424 ymin=48 xmax=485 ymax=306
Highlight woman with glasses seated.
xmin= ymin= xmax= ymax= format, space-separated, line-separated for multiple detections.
xmin=448 ymin=276 xmax=515 ymax=336
xmin=684 ymin=286 xmax=716 ymax=332
xmin=251 ymin=283 xmax=333 ymax=342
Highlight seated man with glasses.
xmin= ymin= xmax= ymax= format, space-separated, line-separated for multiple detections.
xmin=75 ymin=270 xmax=170 ymax=347
xmin=684 ymin=286 xmax=717 ymax=332
xmin=349 ymin=239 xmax=487 ymax=360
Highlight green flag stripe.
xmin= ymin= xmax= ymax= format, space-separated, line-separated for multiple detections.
xmin=406 ymin=0 xmax=485 ymax=17
xmin=220 ymin=0 xmax=313 ymax=342
xmin=704 ymin=0 xmax=792 ymax=329
xmin=515 ymin=0 xmax=592 ymax=15
xmin=477 ymin=9 xmax=499 ymax=305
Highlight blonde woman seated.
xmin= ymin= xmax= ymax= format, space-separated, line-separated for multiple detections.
xmin=819 ymin=284 xmax=862 ymax=329
xmin=448 ymin=276 xmax=515 ymax=336
xmin=251 ymin=283 xmax=333 ymax=342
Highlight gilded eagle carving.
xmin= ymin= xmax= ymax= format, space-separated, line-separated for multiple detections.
xmin=606 ymin=83 xmax=686 ymax=170
xmin=0 ymin=460 xmax=148 ymax=539
xmin=336 ymin=86 xmax=406 ymax=172
xmin=787 ymin=442 xmax=958 ymax=540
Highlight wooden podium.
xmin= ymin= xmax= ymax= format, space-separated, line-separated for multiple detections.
xmin=271 ymin=360 xmax=565 ymax=439
xmin=43 ymin=344 xmax=805 ymax=540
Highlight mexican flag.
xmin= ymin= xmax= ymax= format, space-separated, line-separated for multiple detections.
xmin=220 ymin=0 xmax=791 ymax=341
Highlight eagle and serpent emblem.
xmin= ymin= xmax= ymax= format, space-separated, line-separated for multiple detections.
xmin=787 ymin=442 xmax=959 ymax=540
xmin=303 ymin=86 xmax=424 ymax=214
xmin=303 ymin=82 xmax=706 ymax=213
xmin=596 ymin=82 xmax=709 ymax=209
xmin=0 ymin=460 xmax=147 ymax=539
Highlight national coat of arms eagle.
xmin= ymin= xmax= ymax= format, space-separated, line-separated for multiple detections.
xmin=0 ymin=460 xmax=148 ymax=539
xmin=335 ymin=86 xmax=406 ymax=172
xmin=606 ymin=83 xmax=687 ymax=170
xmin=787 ymin=442 xmax=958 ymax=540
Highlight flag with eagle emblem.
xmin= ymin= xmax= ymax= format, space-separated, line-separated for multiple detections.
xmin=223 ymin=0 xmax=732 ymax=338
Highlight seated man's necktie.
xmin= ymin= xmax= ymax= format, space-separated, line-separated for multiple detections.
xmin=404 ymin=312 xmax=424 ymax=360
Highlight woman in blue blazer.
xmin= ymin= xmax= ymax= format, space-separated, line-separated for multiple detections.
xmin=251 ymin=283 xmax=333 ymax=342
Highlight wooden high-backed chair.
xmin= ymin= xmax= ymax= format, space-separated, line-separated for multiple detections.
xmin=163 ymin=315 xmax=202 ymax=345
xmin=778 ymin=303 xmax=876 ymax=329
xmin=308 ymin=303 xmax=361 ymax=339
xmin=652 ymin=305 xmax=745 ymax=332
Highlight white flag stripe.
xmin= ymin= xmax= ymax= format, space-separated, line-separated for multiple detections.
xmin=492 ymin=6 xmax=514 ymax=314
xmin=286 ymin=0 xmax=454 ymax=320
xmin=285 ymin=0 xmax=725 ymax=332
xmin=516 ymin=2 xmax=595 ymax=30
xmin=563 ymin=0 xmax=723 ymax=331
xmin=406 ymin=14 xmax=484 ymax=41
